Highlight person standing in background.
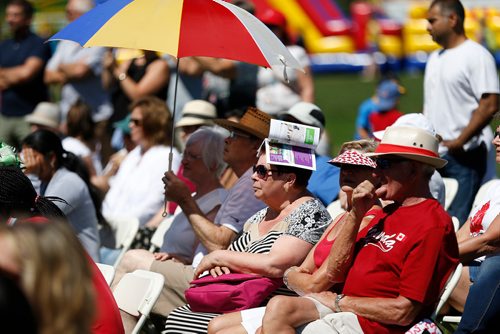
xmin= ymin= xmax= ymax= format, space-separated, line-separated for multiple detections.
xmin=0 ymin=0 xmax=51 ymax=148
xmin=44 ymin=0 xmax=113 ymax=164
xmin=423 ymin=0 xmax=499 ymax=224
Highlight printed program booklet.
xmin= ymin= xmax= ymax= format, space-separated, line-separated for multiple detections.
xmin=263 ymin=119 xmax=320 ymax=170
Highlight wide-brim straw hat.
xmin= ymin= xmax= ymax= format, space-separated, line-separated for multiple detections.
xmin=214 ymin=107 xmax=271 ymax=139
xmin=175 ymin=100 xmax=217 ymax=128
xmin=367 ymin=126 xmax=447 ymax=169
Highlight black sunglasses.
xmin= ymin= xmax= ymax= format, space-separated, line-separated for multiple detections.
xmin=252 ymin=164 xmax=281 ymax=179
xmin=495 ymin=130 xmax=500 ymax=139
xmin=375 ymin=157 xmax=407 ymax=170
xmin=129 ymin=118 xmax=142 ymax=126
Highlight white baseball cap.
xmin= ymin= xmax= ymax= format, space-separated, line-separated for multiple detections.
xmin=283 ymin=102 xmax=325 ymax=130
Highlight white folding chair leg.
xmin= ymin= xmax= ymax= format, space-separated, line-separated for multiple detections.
xmin=442 ymin=316 xmax=461 ymax=323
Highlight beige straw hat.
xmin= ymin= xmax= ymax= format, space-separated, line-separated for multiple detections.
xmin=175 ymin=100 xmax=217 ymax=128
xmin=367 ymin=126 xmax=447 ymax=168
xmin=25 ymin=102 xmax=61 ymax=129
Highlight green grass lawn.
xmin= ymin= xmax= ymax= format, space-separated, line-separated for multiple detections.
xmin=314 ymin=71 xmax=425 ymax=156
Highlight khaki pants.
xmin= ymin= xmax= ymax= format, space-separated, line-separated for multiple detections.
xmin=149 ymin=259 xmax=195 ymax=317
xmin=0 ymin=114 xmax=30 ymax=149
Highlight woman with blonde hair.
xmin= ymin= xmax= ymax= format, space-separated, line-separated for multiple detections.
xmin=0 ymin=220 xmax=95 ymax=334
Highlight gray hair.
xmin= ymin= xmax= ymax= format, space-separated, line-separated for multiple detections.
xmin=186 ymin=127 xmax=226 ymax=177
xmin=338 ymin=139 xmax=378 ymax=155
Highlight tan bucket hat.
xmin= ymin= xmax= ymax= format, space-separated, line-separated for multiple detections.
xmin=367 ymin=126 xmax=447 ymax=169
xmin=25 ymin=102 xmax=61 ymax=129
xmin=175 ymin=100 xmax=217 ymax=128
xmin=214 ymin=107 xmax=271 ymax=139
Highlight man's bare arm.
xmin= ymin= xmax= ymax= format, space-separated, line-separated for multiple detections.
xmin=310 ymin=292 xmax=422 ymax=326
xmin=444 ymin=93 xmax=499 ymax=152
xmin=163 ymin=171 xmax=237 ymax=252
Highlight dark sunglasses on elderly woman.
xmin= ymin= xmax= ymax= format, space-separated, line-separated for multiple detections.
xmin=252 ymin=164 xmax=281 ymax=179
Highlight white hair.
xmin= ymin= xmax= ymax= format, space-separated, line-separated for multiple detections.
xmin=186 ymin=127 xmax=227 ymax=177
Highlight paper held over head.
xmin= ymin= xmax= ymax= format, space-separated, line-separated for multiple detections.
xmin=264 ymin=119 xmax=320 ymax=171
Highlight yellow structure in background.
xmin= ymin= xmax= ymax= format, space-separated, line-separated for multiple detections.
xmin=403 ymin=2 xmax=500 ymax=55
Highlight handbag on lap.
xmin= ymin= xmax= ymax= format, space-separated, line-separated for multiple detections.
xmin=185 ymin=273 xmax=282 ymax=313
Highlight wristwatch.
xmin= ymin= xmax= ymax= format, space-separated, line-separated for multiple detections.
xmin=118 ymin=72 xmax=127 ymax=81
xmin=334 ymin=293 xmax=345 ymax=313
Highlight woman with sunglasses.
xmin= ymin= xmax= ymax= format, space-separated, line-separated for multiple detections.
xmin=208 ymin=139 xmax=382 ymax=334
xmin=101 ymin=96 xmax=181 ymax=227
xmin=163 ymin=143 xmax=331 ymax=334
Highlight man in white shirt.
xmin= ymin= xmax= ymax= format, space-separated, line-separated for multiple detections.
xmin=423 ymin=0 xmax=499 ymax=224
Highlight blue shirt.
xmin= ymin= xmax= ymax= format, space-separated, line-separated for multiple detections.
xmin=0 ymin=31 xmax=51 ymax=116
xmin=308 ymin=154 xmax=341 ymax=206
xmin=354 ymin=97 xmax=377 ymax=139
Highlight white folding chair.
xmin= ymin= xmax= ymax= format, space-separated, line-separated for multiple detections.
xmin=102 ymin=216 xmax=140 ymax=268
xmin=96 ymin=262 xmax=115 ymax=286
xmin=431 ymin=263 xmax=463 ymax=320
xmin=326 ymin=199 xmax=345 ymax=219
xmin=442 ymin=177 xmax=459 ymax=211
xmin=149 ymin=215 xmax=175 ymax=252
xmin=451 ymin=216 xmax=460 ymax=233
xmin=113 ymin=269 xmax=164 ymax=334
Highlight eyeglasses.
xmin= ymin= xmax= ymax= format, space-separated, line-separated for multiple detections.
xmin=375 ymin=157 xmax=407 ymax=170
xmin=494 ymin=130 xmax=500 ymax=139
xmin=129 ymin=118 xmax=142 ymax=127
xmin=229 ymin=131 xmax=251 ymax=140
xmin=183 ymin=151 xmax=202 ymax=161
xmin=252 ymin=164 xmax=281 ymax=179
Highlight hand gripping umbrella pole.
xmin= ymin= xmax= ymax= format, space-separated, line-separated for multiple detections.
xmin=162 ymin=59 xmax=180 ymax=218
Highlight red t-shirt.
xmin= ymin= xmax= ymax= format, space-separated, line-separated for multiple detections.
xmin=342 ymin=200 xmax=459 ymax=334
xmin=88 ymin=258 xmax=124 ymax=334
xmin=369 ymin=109 xmax=403 ymax=132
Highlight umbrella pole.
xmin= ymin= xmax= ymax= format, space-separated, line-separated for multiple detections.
xmin=162 ymin=58 xmax=181 ymax=218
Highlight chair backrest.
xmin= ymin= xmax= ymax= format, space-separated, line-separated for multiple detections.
xmin=96 ymin=262 xmax=115 ymax=286
xmin=431 ymin=262 xmax=463 ymax=320
xmin=451 ymin=216 xmax=460 ymax=233
xmin=442 ymin=177 xmax=458 ymax=211
xmin=149 ymin=215 xmax=175 ymax=252
xmin=104 ymin=216 xmax=140 ymax=267
xmin=471 ymin=179 xmax=500 ymax=213
xmin=113 ymin=269 xmax=164 ymax=334
xmin=326 ymin=199 xmax=345 ymax=219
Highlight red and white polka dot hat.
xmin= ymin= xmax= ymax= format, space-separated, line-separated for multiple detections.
xmin=328 ymin=150 xmax=377 ymax=169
